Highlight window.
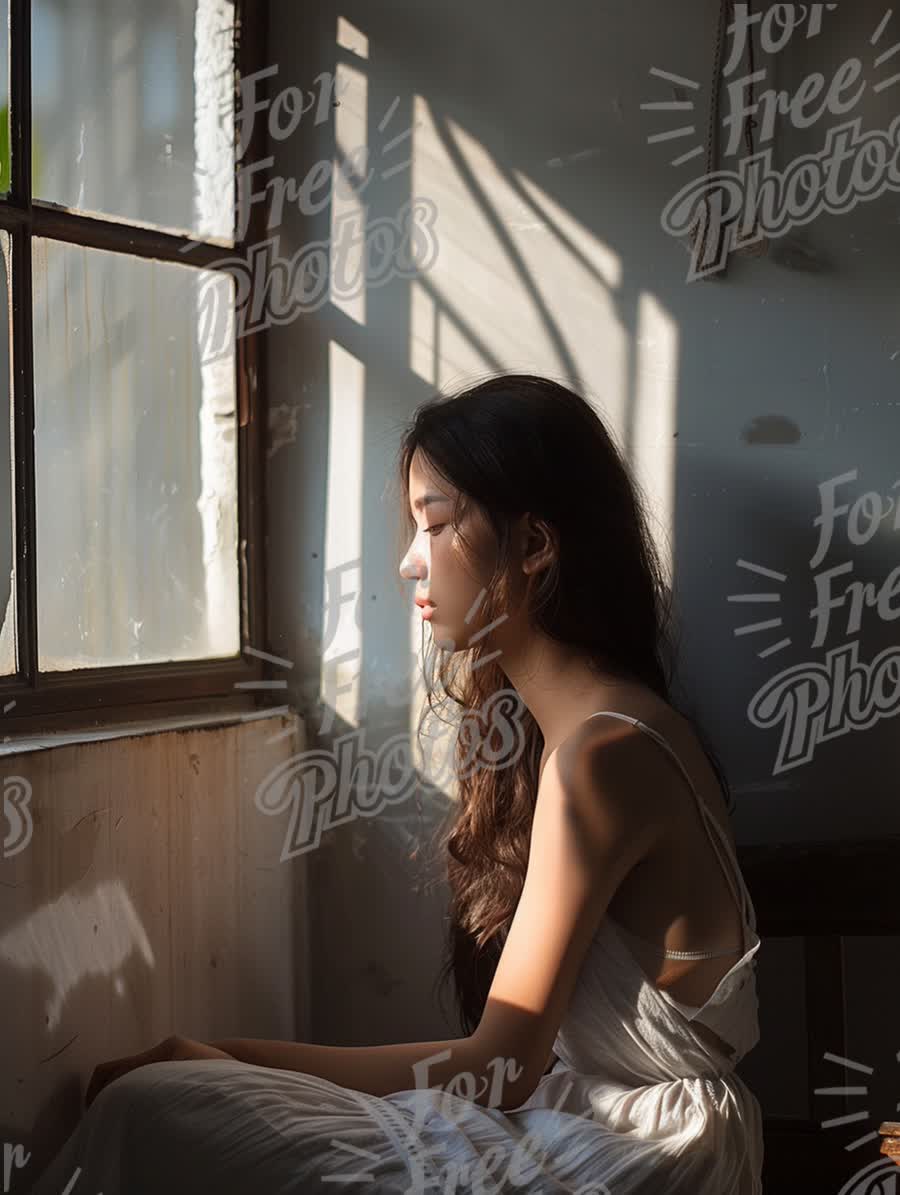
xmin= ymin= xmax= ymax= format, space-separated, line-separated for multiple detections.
xmin=0 ymin=0 xmax=269 ymax=732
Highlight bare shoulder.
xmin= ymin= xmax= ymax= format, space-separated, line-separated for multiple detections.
xmin=567 ymin=702 xmax=737 ymax=856
xmin=551 ymin=717 xmax=671 ymax=854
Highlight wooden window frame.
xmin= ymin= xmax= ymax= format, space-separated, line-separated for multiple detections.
xmin=0 ymin=0 xmax=273 ymax=734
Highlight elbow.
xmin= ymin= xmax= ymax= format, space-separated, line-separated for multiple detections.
xmin=471 ymin=1048 xmax=541 ymax=1113
xmin=494 ymin=1057 xmax=543 ymax=1111
xmin=496 ymin=1081 xmax=537 ymax=1113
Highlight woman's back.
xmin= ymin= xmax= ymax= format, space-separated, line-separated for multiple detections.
xmin=597 ymin=701 xmax=748 ymax=982
xmin=541 ymin=690 xmax=756 ymax=1062
xmin=520 ymin=700 xmax=764 ymax=1191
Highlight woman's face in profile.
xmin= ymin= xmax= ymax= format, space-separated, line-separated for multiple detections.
xmin=400 ymin=450 xmax=504 ymax=651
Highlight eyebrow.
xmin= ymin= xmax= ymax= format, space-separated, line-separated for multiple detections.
xmin=412 ymin=493 xmax=450 ymax=511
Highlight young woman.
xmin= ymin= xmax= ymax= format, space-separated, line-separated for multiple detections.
xmin=30 ymin=373 xmax=763 ymax=1195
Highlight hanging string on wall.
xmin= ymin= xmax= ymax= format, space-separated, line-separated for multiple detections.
xmin=689 ymin=0 xmax=770 ymax=279
xmin=729 ymin=0 xmax=770 ymax=261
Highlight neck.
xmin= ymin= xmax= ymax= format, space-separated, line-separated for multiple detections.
xmin=495 ymin=628 xmax=643 ymax=759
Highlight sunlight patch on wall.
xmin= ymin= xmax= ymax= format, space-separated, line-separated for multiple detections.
xmin=633 ymin=291 xmax=679 ymax=581
xmin=407 ymin=96 xmax=626 ymax=396
xmin=0 ymin=879 xmax=154 ymax=1032
xmin=409 ymin=279 xmax=436 ymax=386
xmin=336 ymin=16 xmax=368 ymax=59
xmin=321 ymin=341 xmax=365 ymax=728
xmin=330 ymin=57 xmax=367 ymax=326
xmin=511 ymin=170 xmax=622 ymax=290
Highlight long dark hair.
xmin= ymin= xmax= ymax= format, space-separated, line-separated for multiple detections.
xmin=393 ymin=372 xmax=733 ymax=1036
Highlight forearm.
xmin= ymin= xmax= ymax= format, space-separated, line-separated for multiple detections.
xmin=207 ymin=1034 xmax=529 ymax=1108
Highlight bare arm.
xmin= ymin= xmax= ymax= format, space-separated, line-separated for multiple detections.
xmin=206 ymin=724 xmax=658 ymax=1114
xmin=206 ymin=1034 xmax=531 ymax=1111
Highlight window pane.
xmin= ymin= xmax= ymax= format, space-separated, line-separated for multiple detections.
xmin=0 ymin=231 xmax=13 ymax=677
xmin=32 ymin=0 xmax=235 ymax=242
xmin=33 ymin=239 xmax=240 ymax=671
xmin=0 ymin=5 xmax=8 ymax=193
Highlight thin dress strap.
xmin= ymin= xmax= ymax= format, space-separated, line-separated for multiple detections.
xmin=586 ymin=710 xmax=757 ymax=954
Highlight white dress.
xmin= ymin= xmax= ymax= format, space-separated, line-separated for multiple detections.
xmin=28 ymin=711 xmax=764 ymax=1195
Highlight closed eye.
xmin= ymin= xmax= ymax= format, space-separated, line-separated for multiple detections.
xmin=426 ymin=524 xmax=447 ymax=536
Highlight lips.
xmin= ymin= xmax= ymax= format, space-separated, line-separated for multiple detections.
xmin=415 ymin=596 xmax=435 ymax=619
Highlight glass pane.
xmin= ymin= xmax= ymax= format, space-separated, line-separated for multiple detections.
xmin=33 ymin=238 xmax=239 ymax=671
xmin=0 ymin=5 xmax=8 ymax=192
xmin=32 ymin=0 xmax=235 ymax=242
xmin=0 ymin=232 xmax=14 ymax=678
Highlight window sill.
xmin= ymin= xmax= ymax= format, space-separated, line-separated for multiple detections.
xmin=0 ymin=700 xmax=299 ymax=757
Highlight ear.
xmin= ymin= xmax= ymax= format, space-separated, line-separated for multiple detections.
xmin=519 ymin=513 xmax=557 ymax=577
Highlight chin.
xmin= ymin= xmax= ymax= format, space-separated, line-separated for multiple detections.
xmin=434 ymin=624 xmax=481 ymax=655
xmin=430 ymin=620 xmax=460 ymax=650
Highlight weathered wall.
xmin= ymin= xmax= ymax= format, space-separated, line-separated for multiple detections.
xmin=0 ymin=711 xmax=308 ymax=1186
xmin=261 ymin=0 xmax=900 ymax=1136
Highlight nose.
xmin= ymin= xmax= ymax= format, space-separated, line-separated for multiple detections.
xmin=399 ymin=528 xmax=430 ymax=581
